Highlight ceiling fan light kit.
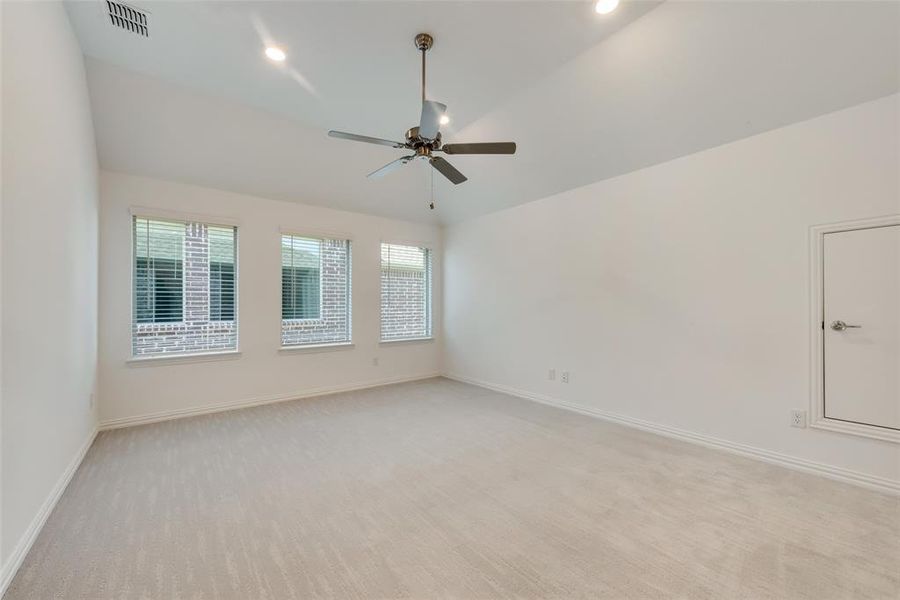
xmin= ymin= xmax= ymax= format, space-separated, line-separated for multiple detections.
xmin=328 ymin=33 xmax=516 ymax=190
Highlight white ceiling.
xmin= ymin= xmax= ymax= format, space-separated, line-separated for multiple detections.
xmin=68 ymin=1 xmax=900 ymax=224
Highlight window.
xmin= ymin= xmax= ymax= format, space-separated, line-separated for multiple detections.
xmin=282 ymin=236 xmax=321 ymax=320
xmin=281 ymin=234 xmax=351 ymax=346
xmin=381 ymin=243 xmax=432 ymax=341
xmin=209 ymin=225 xmax=236 ymax=322
xmin=134 ymin=219 xmax=183 ymax=324
xmin=132 ymin=216 xmax=237 ymax=357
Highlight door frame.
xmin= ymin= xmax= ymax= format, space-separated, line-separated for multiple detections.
xmin=809 ymin=214 xmax=900 ymax=443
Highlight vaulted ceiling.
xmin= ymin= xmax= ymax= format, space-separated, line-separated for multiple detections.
xmin=68 ymin=1 xmax=900 ymax=224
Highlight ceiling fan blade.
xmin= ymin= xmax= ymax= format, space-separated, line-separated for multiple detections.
xmin=328 ymin=130 xmax=406 ymax=149
xmin=367 ymin=155 xmax=415 ymax=179
xmin=429 ymin=156 xmax=467 ymax=185
xmin=419 ymin=100 xmax=447 ymax=140
xmin=442 ymin=142 xmax=517 ymax=155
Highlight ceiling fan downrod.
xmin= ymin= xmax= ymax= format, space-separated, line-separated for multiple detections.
xmin=415 ymin=33 xmax=433 ymax=104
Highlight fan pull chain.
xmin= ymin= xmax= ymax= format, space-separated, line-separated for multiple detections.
xmin=429 ymin=167 xmax=435 ymax=210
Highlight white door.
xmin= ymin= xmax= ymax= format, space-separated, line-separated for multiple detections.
xmin=823 ymin=224 xmax=899 ymax=430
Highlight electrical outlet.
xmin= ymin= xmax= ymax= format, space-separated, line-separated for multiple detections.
xmin=548 ymin=368 xmax=556 ymax=381
xmin=372 ymin=357 xmax=379 ymax=367
xmin=790 ymin=410 xmax=807 ymax=428
xmin=561 ymin=371 xmax=570 ymax=384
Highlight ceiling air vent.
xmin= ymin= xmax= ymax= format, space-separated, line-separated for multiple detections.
xmin=106 ymin=1 xmax=148 ymax=37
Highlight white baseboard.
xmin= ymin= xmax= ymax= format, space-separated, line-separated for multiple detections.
xmin=99 ymin=373 xmax=443 ymax=430
xmin=0 ymin=426 xmax=98 ymax=597
xmin=444 ymin=373 xmax=900 ymax=496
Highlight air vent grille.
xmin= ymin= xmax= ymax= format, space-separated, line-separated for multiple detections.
xmin=106 ymin=1 xmax=148 ymax=37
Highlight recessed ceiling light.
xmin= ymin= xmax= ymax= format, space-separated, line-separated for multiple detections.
xmin=265 ymin=46 xmax=286 ymax=62
xmin=439 ymin=115 xmax=450 ymax=125
xmin=595 ymin=0 xmax=619 ymax=15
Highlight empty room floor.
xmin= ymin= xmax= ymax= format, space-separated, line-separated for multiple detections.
xmin=7 ymin=378 xmax=898 ymax=599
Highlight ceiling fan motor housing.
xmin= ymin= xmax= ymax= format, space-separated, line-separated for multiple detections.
xmin=406 ymin=127 xmax=441 ymax=152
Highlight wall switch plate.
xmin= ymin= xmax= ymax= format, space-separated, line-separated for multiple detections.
xmin=372 ymin=357 xmax=379 ymax=367
xmin=791 ymin=410 xmax=807 ymax=428
xmin=561 ymin=371 xmax=570 ymax=384
xmin=548 ymin=368 xmax=556 ymax=381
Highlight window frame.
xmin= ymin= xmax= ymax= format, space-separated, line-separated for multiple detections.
xmin=279 ymin=228 xmax=354 ymax=349
xmin=129 ymin=207 xmax=241 ymax=362
xmin=379 ymin=240 xmax=434 ymax=344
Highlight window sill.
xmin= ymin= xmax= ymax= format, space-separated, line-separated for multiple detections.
xmin=279 ymin=342 xmax=354 ymax=354
xmin=379 ymin=337 xmax=434 ymax=345
xmin=127 ymin=350 xmax=242 ymax=367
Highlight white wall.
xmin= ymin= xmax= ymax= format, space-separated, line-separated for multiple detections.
xmin=98 ymin=171 xmax=442 ymax=425
xmin=1 ymin=0 xmax=99 ymax=575
xmin=444 ymin=95 xmax=900 ymax=486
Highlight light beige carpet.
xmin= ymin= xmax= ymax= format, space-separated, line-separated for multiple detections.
xmin=6 ymin=378 xmax=899 ymax=599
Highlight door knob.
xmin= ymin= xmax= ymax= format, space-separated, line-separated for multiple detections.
xmin=831 ymin=320 xmax=861 ymax=331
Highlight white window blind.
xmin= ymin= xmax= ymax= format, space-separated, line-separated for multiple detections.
xmin=281 ymin=234 xmax=351 ymax=346
xmin=380 ymin=243 xmax=432 ymax=341
xmin=132 ymin=216 xmax=237 ymax=357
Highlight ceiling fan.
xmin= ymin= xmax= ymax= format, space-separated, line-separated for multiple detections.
xmin=328 ymin=33 xmax=516 ymax=186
